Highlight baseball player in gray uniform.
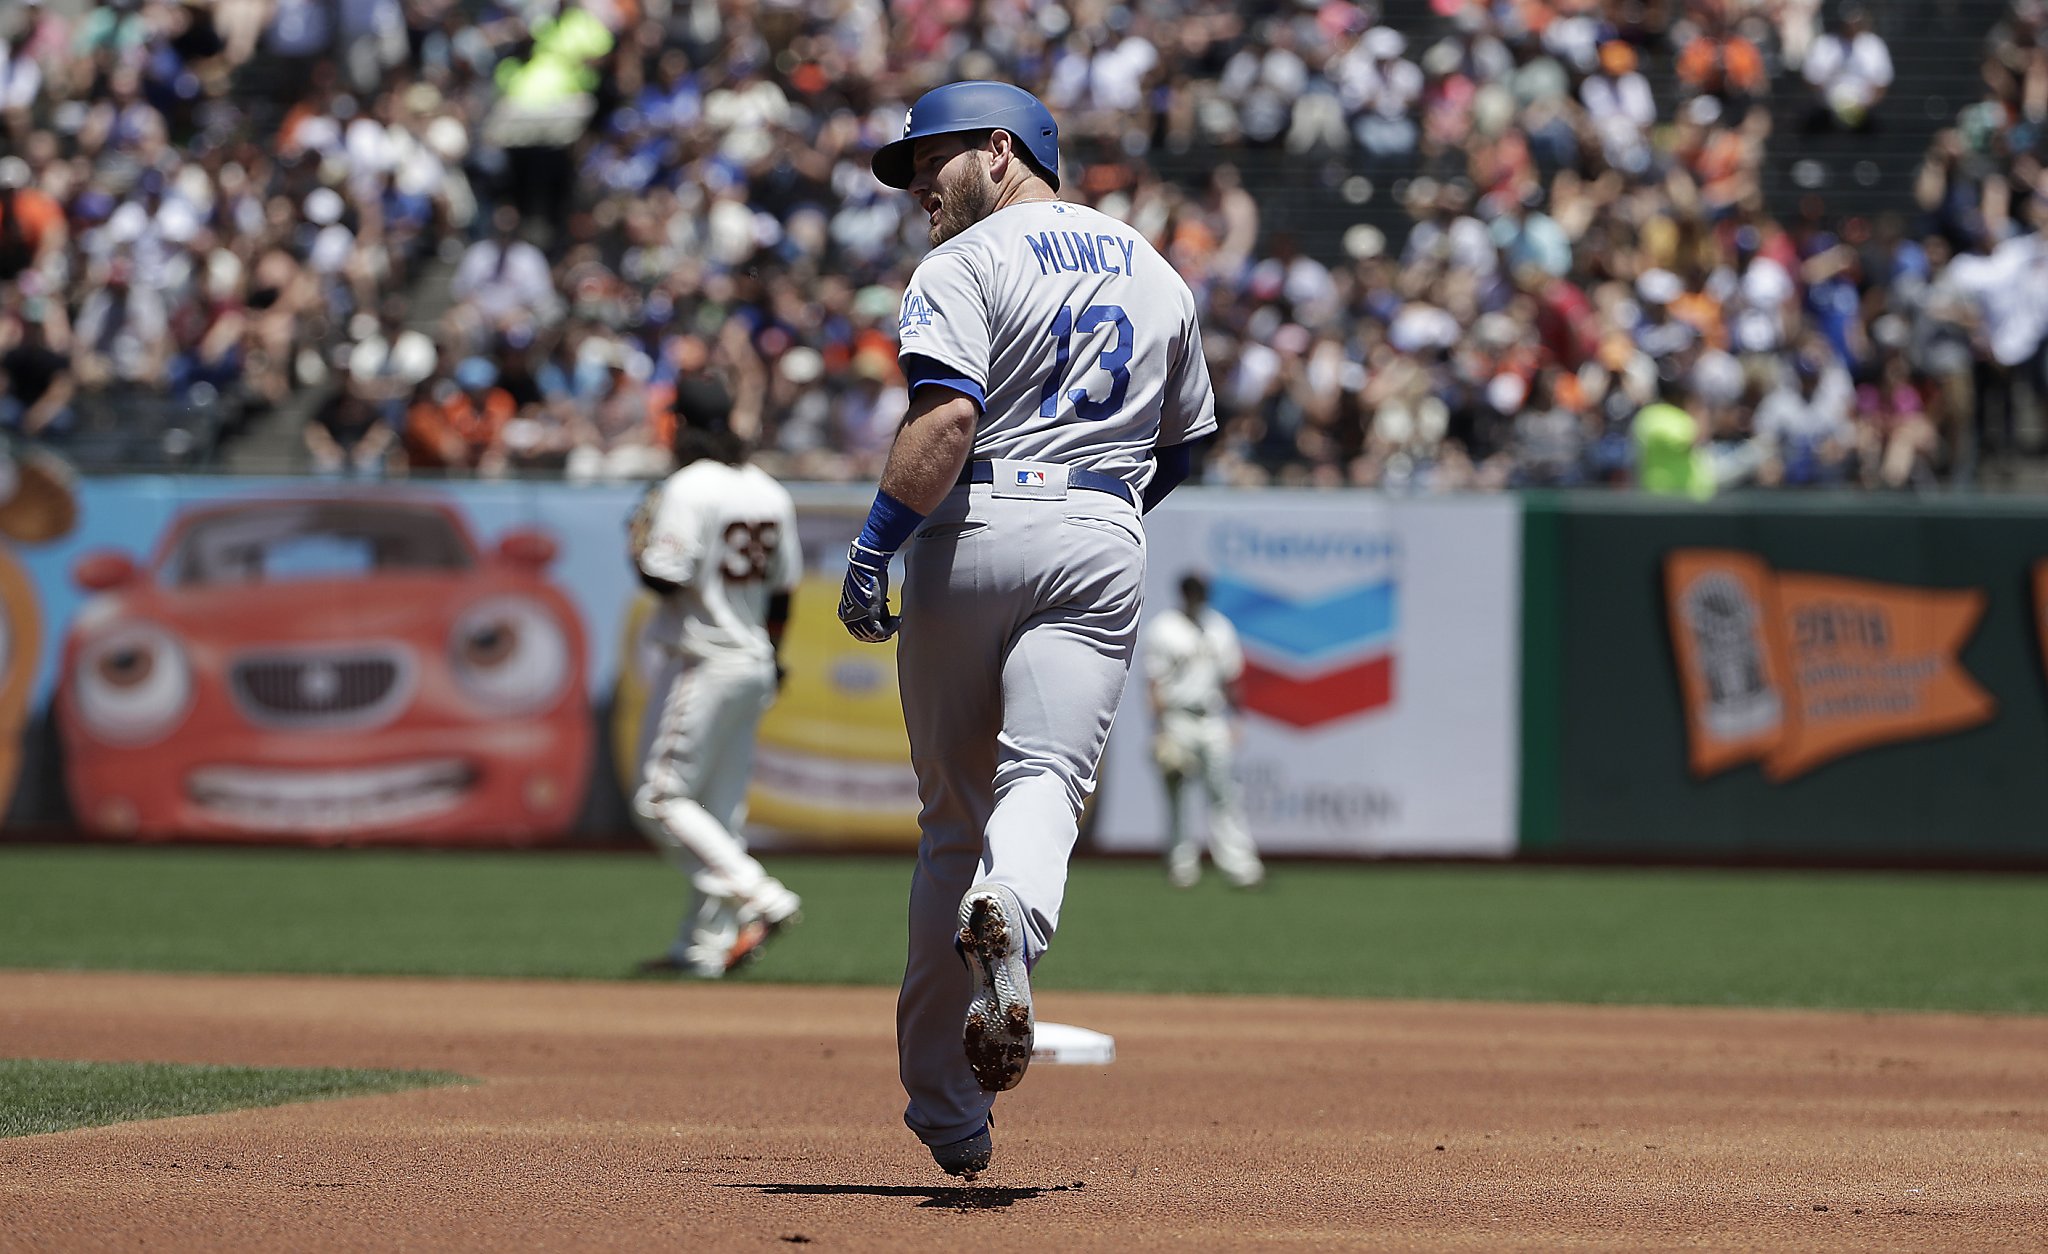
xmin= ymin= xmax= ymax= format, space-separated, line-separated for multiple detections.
xmin=841 ymin=81 xmax=1215 ymax=1179
xmin=629 ymin=414 xmax=803 ymax=978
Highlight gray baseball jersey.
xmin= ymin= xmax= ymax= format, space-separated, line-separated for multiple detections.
xmin=893 ymin=198 xmax=1216 ymax=1150
xmin=895 ymin=199 xmax=1215 ymax=484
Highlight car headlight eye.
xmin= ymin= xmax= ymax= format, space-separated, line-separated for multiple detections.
xmin=459 ymin=621 xmax=518 ymax=670
xmin=450 ymin=597 xmax=569 ymax=713
xmin=75 ymin=627 xmax=192 ymax=744
xmin=98 ymin=646 xmax=155 ymax=688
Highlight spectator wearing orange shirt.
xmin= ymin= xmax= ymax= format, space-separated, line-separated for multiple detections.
xmin=407 ymin=357 xmax=515 ymax=474
xmin=1677 ymin=9 xmax=1767 ymax=119
xmin=0 ymin=157 xmax=64 ymax=283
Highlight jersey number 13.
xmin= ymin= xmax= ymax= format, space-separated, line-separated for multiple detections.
xmin=1038 ymin=304 xmax=1133 ymax=421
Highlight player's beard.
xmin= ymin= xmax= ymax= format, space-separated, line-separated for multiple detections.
xmin=931 ymin=153 xmax=996 ymax=246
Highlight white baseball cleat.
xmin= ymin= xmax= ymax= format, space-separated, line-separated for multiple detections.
xmin=958 ymin=884 xmax=1034 ymax=1093
xmin=726 ymin=885 xmax=802 ymax=973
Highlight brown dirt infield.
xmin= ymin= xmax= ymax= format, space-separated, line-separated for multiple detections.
xmin=2 ymin=971 xmax=2044 ymax=1251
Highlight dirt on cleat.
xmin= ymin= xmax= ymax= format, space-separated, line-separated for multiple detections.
xmin=959 ymin=890 xmax=1034 ymax=1092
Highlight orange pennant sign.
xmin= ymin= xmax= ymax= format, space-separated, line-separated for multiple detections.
xmin=2032 ymin=562 xmax=2048 ymax=673
xmin=1666 ymin=549 xmax=1995 ymax=781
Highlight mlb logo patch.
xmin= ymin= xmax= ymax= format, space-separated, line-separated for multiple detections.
xmin=1015 ymin=470 xmax=1046 ymax=487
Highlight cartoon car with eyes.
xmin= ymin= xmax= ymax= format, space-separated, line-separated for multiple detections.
xmin=56 ymin=497 xmax=591 ymax=843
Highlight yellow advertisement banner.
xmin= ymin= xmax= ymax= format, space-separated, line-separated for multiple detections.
xmin=610 ymin=577 xmax=921 ymax=849
xmin=1666 ymin=549 xmax=1995 ymax=781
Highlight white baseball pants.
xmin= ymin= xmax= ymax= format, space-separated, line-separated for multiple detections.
xmin=1157 ymin=711 xmax=1263 ymax=888
xmin=632 ymin=649 xmax=790 ymax=970
xmin=894 ymin=485 xmax=1146 ymax=1148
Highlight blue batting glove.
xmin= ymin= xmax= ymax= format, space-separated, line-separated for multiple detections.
xmin=838 ymin=541 xmax=899 ymax=643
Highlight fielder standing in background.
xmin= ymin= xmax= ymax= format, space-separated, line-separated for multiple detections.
xmin=842 ymin=81 xmax=1214 ymax=1179
xmin=627 ymin=403 xmax=803 ymax=978
xmin=1146 ymin=573 xmax=1265 ymax=890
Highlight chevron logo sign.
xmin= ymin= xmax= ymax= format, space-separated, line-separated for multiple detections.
xmin=1208 ymin=573 xmax=1397 ymax=728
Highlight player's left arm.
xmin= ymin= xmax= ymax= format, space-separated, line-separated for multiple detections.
xmin=1211 ymin=613 xmax=1246 ymax=711
xmin=1142 ymin=437 xmax=1207 ymax=513
xmin=767 ymin=589 xmax=791 ymax=686
xmin=1144 ymin=297 xmax=1219 ymax=514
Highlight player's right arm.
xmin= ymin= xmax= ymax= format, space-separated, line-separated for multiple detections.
xmin=841 ymin=249 xmax=992 ymax=643
xmin=839 ymin=383 xmax=978 ymax=643
xmin=882 ymin=245 xmax=990 ymax=511
xmin=880 ymin=385 xmax=978 ymax=511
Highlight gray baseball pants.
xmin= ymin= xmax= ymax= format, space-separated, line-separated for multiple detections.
xmin=894 ymin=482 xmax=1146 ymax=1148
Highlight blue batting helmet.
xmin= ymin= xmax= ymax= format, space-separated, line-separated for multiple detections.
xmin=871 ymin=81 xmax=1060 ymax=191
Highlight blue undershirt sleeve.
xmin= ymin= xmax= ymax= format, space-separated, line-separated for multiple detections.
xmin=1142 ymin=441 xmax=1197 ymax=514
xmin=901 ymin=353 xmax=986 ymax=410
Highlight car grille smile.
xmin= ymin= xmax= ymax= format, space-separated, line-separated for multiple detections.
xmin=187 ymin=759 xmax=477 ymax=832
xmin=230 ymin=649 xmax=413 ymax=728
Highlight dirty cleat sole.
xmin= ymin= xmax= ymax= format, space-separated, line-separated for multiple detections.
xmin=929 ymin=1121 xmax=993 ymax=1180
xmin=958 ymin=885 xmax=1033 ymax=1093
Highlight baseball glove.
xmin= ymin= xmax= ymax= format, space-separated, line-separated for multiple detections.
xmin=1151 ymin=731 xmax=1193 ymax=776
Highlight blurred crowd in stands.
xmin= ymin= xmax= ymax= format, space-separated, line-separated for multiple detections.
xmin=0 ymin=0 xmax=477 ymax=468
xmin=0 ymin=0 xmax=2043 ymax=492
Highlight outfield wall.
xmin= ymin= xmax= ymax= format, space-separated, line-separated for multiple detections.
xmin=4 ymin=476 xmax=2047 ymax=864
xmin=0 ymin=475 xmax=905 ymax=848
xmin=1521 ymin=495 xmax=2048 ymax=865
xmin=1092 ymin=491 xmax=1520 ymax=858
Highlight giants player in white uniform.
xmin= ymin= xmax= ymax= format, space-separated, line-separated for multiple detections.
xmin=841 ymin=82 xmax=1214 ymax=1178
xmin=630 ymin=411 xmax=803 ymax=978
xmin=1146 ymin=573 xmax=1265 ymax=890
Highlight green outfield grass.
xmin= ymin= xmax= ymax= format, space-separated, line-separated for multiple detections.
xmin=2 ymin=846 xmax=2044 ymax=1013
xmin=0 ymin=1058 xmax=466 ymax=1138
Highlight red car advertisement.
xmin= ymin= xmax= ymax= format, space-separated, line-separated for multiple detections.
xmin=56 ymin=498 xmax=591 ymax=844
xmin=0 ymin=450 xmax=79 ymax=820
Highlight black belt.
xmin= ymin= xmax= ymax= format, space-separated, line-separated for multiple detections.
xmin=957 ymin=461 xmax=1135 ymax=506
